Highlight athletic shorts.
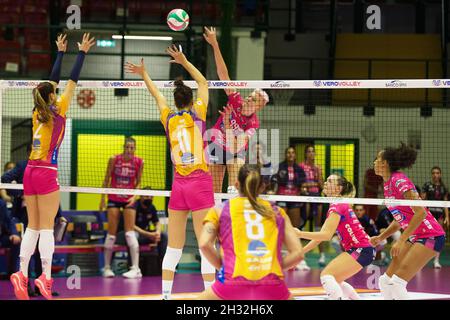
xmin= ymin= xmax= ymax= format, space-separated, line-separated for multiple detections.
xmin=408 ymin=235 xmax=446 ymax=253
xmin=346 ymin=246 xmax=376 ymax=267
xmin=168 ymin=170 xmax=214 ymax=211
xmin=206 ymin=142 xmax=246 ymax=165
xmin=107 ymin=200 xmax=137 ymax=210
xmin=23 ymin=165 xmax=59 ymax=196
xmin=211 ymin=280 xmax=291 ymax=300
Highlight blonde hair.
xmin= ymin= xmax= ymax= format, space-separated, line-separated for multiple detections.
xmin=239 ymin=164 xmax=275 ymax=219
xmin=33 ymin=82 xmax=54 ymax=123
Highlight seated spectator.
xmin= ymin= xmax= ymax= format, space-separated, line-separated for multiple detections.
xmin=1 ymin=161 xmax=16 ymax=209
xmin=354 ymin=204 xmax=388 ymax=265
xmin=420 ymin=166 xmax=449 ymax=269
xmin=375 ymin=207 xmax=401 ymax=243
xmin=116 ymin=187 xmax=168 ymax=268
xmin=0 ymin=198 xmax=21 ymax=275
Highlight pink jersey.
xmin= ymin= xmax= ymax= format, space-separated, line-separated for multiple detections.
xmin=299 ymin=162 xmax=321 ymax=194
xmin=108 ymin=154 xmax=143 ymax=203
xmin=327 ymin=203 xmax=371 ymax=251
xmin=384 ymin=172 xmax=445 ymax=240
xmin=210 ymin=92 xmax=259 ymax=153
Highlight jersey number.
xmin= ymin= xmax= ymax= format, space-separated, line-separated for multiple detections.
xmin=176 ymin=128 xmax=191 ymax=154
xmin=244 ymin=210 xmax=264 ymax=240
xmin=33 ymin=123 xmax=44 ymax=139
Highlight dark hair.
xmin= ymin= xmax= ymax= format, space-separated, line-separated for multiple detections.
xmin=354 ymin=204 xmax=365 ymax=210
xmin=33 ymin=82 xmax=55 ymax=123
xmin=334 ymin=174 xmax=355 ymax=197
xmin=431 ymin=166 xmax=446 ymax=189
xmin=173 ymin=79 xmax=193 ymax=109
xmin=382 ymin=142 xmax=417 ymax=172
xmin=238 ymin=164 xmax=275 ymax=219
xmin=285 ymin=146 xmax=296 ymax=162
xmin=124 ymin=137 xmax=136 ymax=146
xmin=304 ymin=144 xmax=315 ymax=156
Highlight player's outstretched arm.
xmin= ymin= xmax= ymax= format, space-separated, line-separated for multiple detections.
xmin=125 ymin=58 xmax=168 ymax=114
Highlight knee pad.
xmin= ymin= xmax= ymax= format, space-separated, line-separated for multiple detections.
xmin=125 ymin=231 xmax=139 ymax=249
xmin=199 ymin=250 xmax=216 ymax=274
xmin=104 ymin=234 xmax=116 ymax=250
xmin=162 ymin=247 xmax=183 ymax=272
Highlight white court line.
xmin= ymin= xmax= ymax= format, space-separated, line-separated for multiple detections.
xmin=297 ymin=292 xmax=450 ymax=300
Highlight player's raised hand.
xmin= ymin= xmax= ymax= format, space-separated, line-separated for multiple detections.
xmin=55 ymin=34 xmax=67 ymax=52
xmin=78 ymin=33 xmax=96 ymax=53
xmin=167 ymin=44 xmax=188 ymax=65
xmin=203 ymin=26 xmax=218 ymax=46
xmin=125 ymin=58 xmax=146 ymax=77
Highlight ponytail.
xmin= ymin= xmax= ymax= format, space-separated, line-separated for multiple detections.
xmin=239 ymin=164 xmax=275 ymax=219
xmin=33 ymin=82 xmax=54 ymax=123
xmin=335 ymin=174 xmax=356 ymax=198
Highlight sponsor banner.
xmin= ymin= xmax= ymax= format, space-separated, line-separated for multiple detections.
xmin=385 ymin=80 xmax=407 ymax=88
xmin=270 ymin=80 xmax=291 ymax=88
xmin=312 ymin=80 xmax=362 ymax=87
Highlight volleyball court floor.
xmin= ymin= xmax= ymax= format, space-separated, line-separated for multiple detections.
xmin=1 ymin=266 xmax=449 ymax=300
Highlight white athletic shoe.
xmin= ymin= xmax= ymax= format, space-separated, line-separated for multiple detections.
xmin=295 ymin=259 xmax=311 ymax=271
xmin=122 ymin=267 xmax=143 ymax=279
xmin=103 ymin=267 xmax=115 ymax=278
xmin=227 ymin=186 xmax=238 ymax=194
xmin=434 ymin=260 xmax=442 ymax=269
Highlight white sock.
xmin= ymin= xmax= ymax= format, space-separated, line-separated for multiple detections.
xmin=19 ymin=228 xmax=40 ymax=277
xmin=162 ymin=280 xmax=173 ymax=300
xmin=320 ymin=275 xmax=344 ymax=300
xmin=204 ymin=281 xmax=214 ymax=290
xmin=320 ymin=252 xmax=325 ymax=259
xmin=340 ymin=281 xmax=360 ymax=300
xmin=104 ymin=234 xmax=116 ymax=269
xmin=434 ymin=253 xmax=440 ymax=263
xmin=378 ymin=273 xmax=393 ymax=300
xmin=391 ymin=274 xmax=409 ymax=300
xmin=125 ymin=231 xmax=140 ymax=269
xmin=38 ymin=229 xmax=55 ymax=280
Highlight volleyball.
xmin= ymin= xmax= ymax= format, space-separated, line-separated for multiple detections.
xmin=167 ymin=9 xmax=189 ymax=31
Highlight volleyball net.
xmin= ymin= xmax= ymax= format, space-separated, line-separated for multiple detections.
xmin=0 ymin=79 xmax=449 ymax=215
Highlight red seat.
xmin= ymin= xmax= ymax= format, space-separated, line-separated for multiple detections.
xmin=25 ymin=40 xmax=50 ymax=52
xmin=85 ymin=0 xmax=115 ymax=20
xmin=137 ymin=1 xmax=165 ymax=20
xmin=0 ymin=39 xmax=21 ymax=52
xmin=26 ymin=53 xmax=51 ymax=73
xmin=23 ymin=29 xmax=49 ymax=43
xmin=23 ymin=12 xmax=48 ymax=25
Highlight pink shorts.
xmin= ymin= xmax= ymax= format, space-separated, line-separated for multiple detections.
xmin=168 ymin=170 xmax=214 ymax=211
xmin=23 ymin=165 xmax=59 ymax=196
xmin=211 ymin=281 xmax=291 ymax=300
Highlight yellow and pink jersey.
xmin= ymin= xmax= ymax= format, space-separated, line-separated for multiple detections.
xmin=204 ymin=197 xmax=287 ymax=285
xmin=160 ymin=98 xmax=208 ymax=176
xmin=29 ymin=94 xmax=70 ymax=167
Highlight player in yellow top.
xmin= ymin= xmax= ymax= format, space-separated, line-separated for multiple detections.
xmin=10 ymin=33 xmax=95 ymax=300
xmin=125 ymin=45 xmax=215 ymax=300
xmin=197 ymin=164 xmax=304 ymax=300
